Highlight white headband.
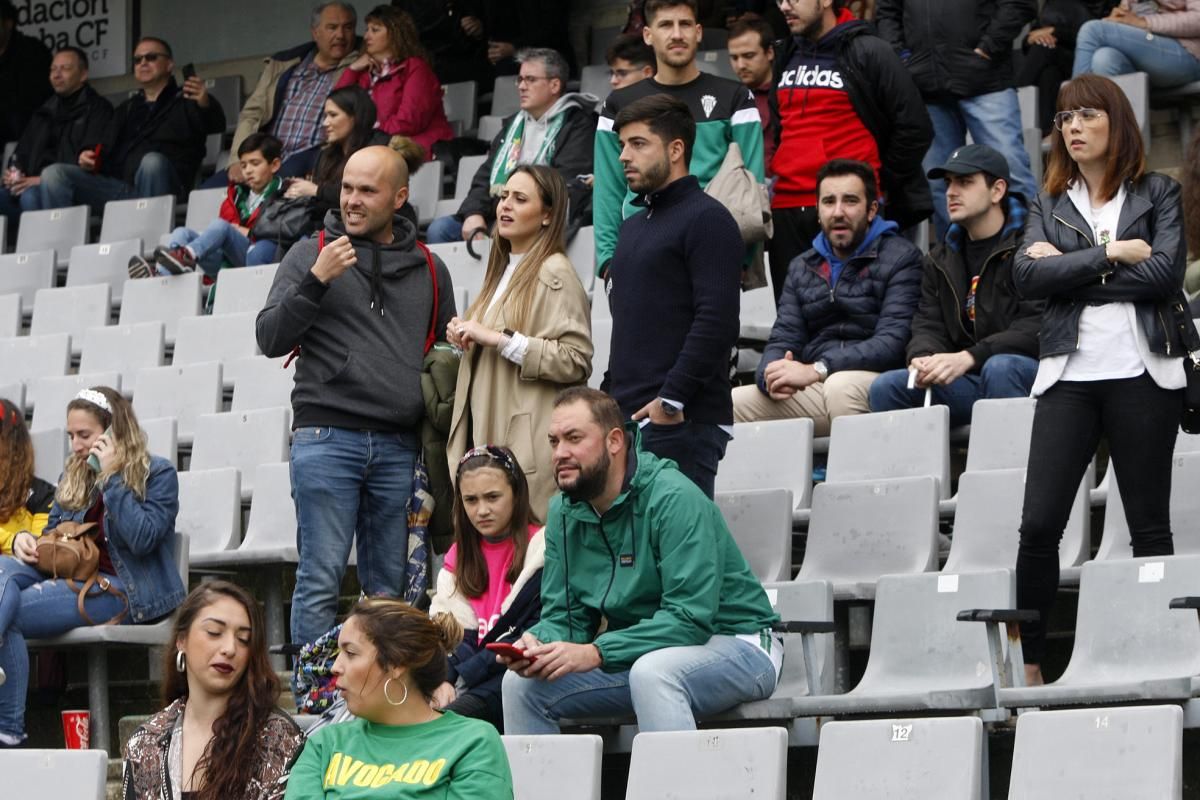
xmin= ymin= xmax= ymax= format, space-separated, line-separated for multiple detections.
xmin=75 ymin=389 xmax=112 ymax=414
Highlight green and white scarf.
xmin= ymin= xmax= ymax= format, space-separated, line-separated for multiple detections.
xmin=488 ymin=110 xmax=565 ymax=194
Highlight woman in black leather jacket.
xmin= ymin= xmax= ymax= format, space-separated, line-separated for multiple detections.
xmin=1013 ymin=74 xmax=1187 ymax=686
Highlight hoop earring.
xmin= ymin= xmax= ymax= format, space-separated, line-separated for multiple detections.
xmin=383 ymin=677 xmax=409 ymax=706
xmin=175 ymin=651 xmax=186 ymax=673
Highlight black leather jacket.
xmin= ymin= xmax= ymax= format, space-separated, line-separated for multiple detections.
xmin=1013 ymin=173 xmax=1187 ymax=360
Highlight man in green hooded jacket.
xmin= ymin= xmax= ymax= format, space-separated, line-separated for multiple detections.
xmin=499 ymin=387 xmax=781 ymax=733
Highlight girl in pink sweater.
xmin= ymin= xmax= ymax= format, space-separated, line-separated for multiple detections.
xmin=335 ymin=5 xmax=455 ymax=158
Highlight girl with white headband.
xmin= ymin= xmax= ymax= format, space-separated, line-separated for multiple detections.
xmin=0 ymin=386 xmax=184 ymax=747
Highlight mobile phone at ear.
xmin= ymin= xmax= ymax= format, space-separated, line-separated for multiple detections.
xmin=182 ymin=63 xmax=197 ymax=80
xmin=87 ymin=426 xmax=113 ymax=472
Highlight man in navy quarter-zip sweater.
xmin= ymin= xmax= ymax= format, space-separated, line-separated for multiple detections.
xmin=731 ymin=158 xmax=923 ymax=435
xmin=601 ymin=93 xmax=742 ymax=499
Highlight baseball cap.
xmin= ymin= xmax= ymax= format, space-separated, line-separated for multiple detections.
xmin=926 ymin=143 xmax=1012 ymax=183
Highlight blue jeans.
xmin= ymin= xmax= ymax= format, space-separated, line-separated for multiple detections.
xmin=289 ymin=426 xmax=418 ymax=648
xmin=1073 ymin=19 xmax=1200 ymax=88
xmin=639 ymin=420 xmax=729 ymax=499
xmin=0 ymin=557 xmax=128 ymax=741
xmin=868 ymin=353 xmax=1039 ymax=427
xmin=502 ymin=634 xmax=778 ymax=734
xmin=425 ymin=215 xmax=463 ymax=244
xmin=40 ymin=152 xmax=182 ymax=212
xmin=166 ymin=221 xmax=278 ymax=276
xmin=0 ymin=183 xmax=42 ymax=228
xmin=923 ymin=90 xmax=1039 ymax=238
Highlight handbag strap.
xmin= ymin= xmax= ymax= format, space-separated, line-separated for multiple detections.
xmin=1168 ymin=297 xmax=1200 ymax=359
xmin=69 ymin=574 xmax=129 ymax=626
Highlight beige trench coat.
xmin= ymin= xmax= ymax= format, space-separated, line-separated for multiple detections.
xmin=446 ymin=253 xmax=593 ymax=522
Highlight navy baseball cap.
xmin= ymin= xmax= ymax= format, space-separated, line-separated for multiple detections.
xmin=926 ymin=143 xmax=1012 ymax=184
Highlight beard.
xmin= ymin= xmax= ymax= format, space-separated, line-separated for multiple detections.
xmin=556 ymin=449 xmax=611 ymax=504
xmin=626 ymin=156 xmax=671 ymax=195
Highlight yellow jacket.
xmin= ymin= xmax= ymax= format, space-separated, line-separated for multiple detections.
xmin=0 ymin=478 xmax=55 ymax=554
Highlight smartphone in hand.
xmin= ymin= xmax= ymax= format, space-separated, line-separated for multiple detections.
xmin=182 ymin=63 xmax=197 ymax=80
xmin=486 ymin=642 xmax=536 ymax=664
xmin=87 ymin=426 xmax=114 ymax=473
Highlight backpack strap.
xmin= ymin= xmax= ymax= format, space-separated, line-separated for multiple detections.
xmin=283 ymin=230 xmax=329 ymax=369
xmin=415 ymin=240 xmax=438 ymax=355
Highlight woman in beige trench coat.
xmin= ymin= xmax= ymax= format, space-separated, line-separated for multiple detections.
xmin=445 ymin=165 xmax=593 ymax=522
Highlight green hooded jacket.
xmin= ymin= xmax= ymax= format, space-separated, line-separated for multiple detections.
xmin=529 ymin=425 xmax=779 ymax=672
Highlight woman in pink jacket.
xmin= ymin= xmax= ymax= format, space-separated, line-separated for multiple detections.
xmin=1073 ymin=0 xmax=1200 ymax=88
xmin=335 ymin=5 xmax=455 ymax=158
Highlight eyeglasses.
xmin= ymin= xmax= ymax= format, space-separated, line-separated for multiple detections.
xmin=132 ymin=52 xmax=169 ymax=65
xmin=514 ymin=75 xmax=551 ymax=87
xmin=609 ymin=68 xmax=639 ymax=80
xmin=1053 ymin=107 xmax=1106 ymax=130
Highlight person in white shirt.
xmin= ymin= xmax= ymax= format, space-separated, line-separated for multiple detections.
xmin=1013 ymin=73 xmax=1189 ymax=687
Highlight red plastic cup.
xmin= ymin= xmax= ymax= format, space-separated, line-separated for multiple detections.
xmin=61 ymin=710 xmax=90 ymax=749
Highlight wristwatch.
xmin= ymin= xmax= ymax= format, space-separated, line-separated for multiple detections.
xmin=813 ymin=361 xmax=830 ymax=382
xmin=660 ymin=399 xmax=680 ymax=417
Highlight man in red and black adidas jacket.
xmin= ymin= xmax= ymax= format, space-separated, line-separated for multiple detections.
xmin=767 ymin=0 xmax=931 ymax=305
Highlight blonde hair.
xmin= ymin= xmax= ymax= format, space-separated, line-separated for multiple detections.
xmin=466 ymin=164 xmax=569 ymax=331
xmin=56 ymin=386 xmax=151 ymax=510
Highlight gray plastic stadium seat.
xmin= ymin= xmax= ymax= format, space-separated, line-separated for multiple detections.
xmin=229 ymin=355 xmax=295 ymax=419
xmin=789 ymin=569 xmax=1013 ymax=717
xmin=66 ymin=239 xmax=143 ymax=304
xmin=29 ymin=372 xmax=121 ymax=430
xmin=0 ymin=250 xmax=55 ymax=310
xmin=177 ymin=467 xmax=242 ymax=556
xmin=963 ymin=397 xmax=1036 ymax=472
xmin=15 ymin=205 xmax=88 ymax=265
xmin=717 ymin=418 xmax=814 ymax=512
xmin=695 ymin=50 xmax=736 ymax=81
xmin=0 ymin=292 xmax=18 ymax=337
xmin=588 ymin=317 xmax=611 ymax=390
xmin=28 ymin=534 xmax=188 ymax=752
xmin=625 ymin=727 xmax=787 ymax=800
xmin=0 ymin=213 xmax=5 ymax=253
xmin=30 ymin=426 xmax=67 ymax=483
xmin=409 ymin=159 xmax=444 ymax=226
xmin=1093 ymin=452 xmax=1200 ymax=562
xmin=183 ymin=187 xmax=228 ymax=231
xmin=477 ymin=114 xmax=503 ymax=143
xmin=203 ymin=75 xmax=242 ymax=133
xmin=992 ymin=555 xmax=1200 ymax=709
xmin=442 ymin=80 xmax=477 ymax=134
xmin=503 ymin=734 xmax=603 ymax=800
xmin=490 ymin=75 xmax=520 ymax=117
xmin=133 ymin=362 xmax=222 ymax=443
xmin=714 ymin=580 xmax=835 ymax=722
xmin=826 ymin=406 xmax=952 ymax=500
xmin=190 ymin=407 xmax=290 ymax=500
xmin=172 ymin=312 xmax=259 ymax=375
xmin=79 ymin=321 xmax=166 ymax=394
xmin=812 ymin=716 xmax=984 ymax=800
xmin=1111 ymin=71 xmax=1150 ymax=147
xmin=99 ymin=195 xmax=175 ymax=250
xmin=0 ymin=382 xmax=24 ymax=412
xmin=739 ymin=261 xmax=777 ymax=341
xmin=565 ymin=226 xmax=596 ymax=295
xmin=943 ymin=468 xmax=1090 ymax=575
xmin=715 ymin=489 xmax=792 ymax=583
xmin=118 ymin=271 xmax=202 ymax=344
xmin=580 ymin=64 xmax=612 ymax=104
xmin=796 ymin=476 xmax=939 ymax=600
xmin=140 ymin=416 xmax=178 ymax=465
xmin=434 ymin=154 xmax=488 ymax=218
xmin=1 ymin=331 xmax=70 ymax=389
xmin=426 ymin=239 xmax=489 ymax=309
xmin=1007 ymin=705 xmax=1182 ymax=799
xmin=30 ymin=283 xmax=111 ymax=355
xmin=212 ymin=262 xmax=279 ymax=315
xmin=6 ymin=749 xmax=109 ymax=798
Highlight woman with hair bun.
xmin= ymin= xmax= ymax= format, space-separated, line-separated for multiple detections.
xmin=282 ymin=598 xmax=513 ymax=799
xmin=0 ymin=386 xmax=184 ymax=746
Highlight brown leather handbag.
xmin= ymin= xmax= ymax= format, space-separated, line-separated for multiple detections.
xmin=35 ymin=521 xmax=128 ymax=625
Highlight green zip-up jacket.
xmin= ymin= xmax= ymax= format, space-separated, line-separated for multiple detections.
xmin=593 ymin=72 xmax=765 ymax=275
xmin=529 ymin=425 xmax=779 ymax=672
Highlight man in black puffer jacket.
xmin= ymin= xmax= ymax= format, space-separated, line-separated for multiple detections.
xmin=876 ymin=0 xmax=1039 ymax=238
xmin=732 ymin=159 xmax=922 ymax=435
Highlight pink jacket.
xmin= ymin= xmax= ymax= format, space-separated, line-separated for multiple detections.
xmin=334 ymin=56 xmax=455 ymax=158
xmin=1128 ymin=0 xmax=1200 ymax=61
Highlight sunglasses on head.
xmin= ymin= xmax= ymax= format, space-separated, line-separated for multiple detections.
xmin=132 ymin=52 xmax=169 ymax=65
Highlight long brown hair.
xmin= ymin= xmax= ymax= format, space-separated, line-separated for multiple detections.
xmin=161 ymin=581 xmax=281 ymax=800
xmin=349 ymin=598 xmax=463 ymax=697
xmin=1043 ymin=74 xmax=1145 ymax=201
xmin=56 ymin=386 xmax=151 ymax=511
xmin=466 ymin=164 xmax=569 ymax=331
xmin=0 ymin=398 xmax=33 ymax=523
xmin=453 ymin=446 xmax=534 ymax=599
xmin=366 ymin=5 xmax=429 ymax=64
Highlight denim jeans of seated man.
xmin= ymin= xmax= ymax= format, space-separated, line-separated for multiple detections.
xmin=39 ymin=152 xmax=182 ymax=211
xmin=869 ymin=353 xmax=1039 ymax=426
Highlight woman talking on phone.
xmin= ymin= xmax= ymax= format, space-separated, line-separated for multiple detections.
xmin=0 ymin=386 xmax=184 ymax=747
xmin=1014 ymin=74 xmax=1188 ymax=686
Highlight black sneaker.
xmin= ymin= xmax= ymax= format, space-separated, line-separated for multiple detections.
xmin=154 ymin=245 xmax=197 ymax=275
xmin=127 ymin=254 xmax=153 ymax=279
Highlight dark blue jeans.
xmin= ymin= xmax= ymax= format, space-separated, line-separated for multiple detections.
xmin=869 ymin=353 xmax=1039 ymax=427
xmin=638 ymin=420 xmax=730 ymax=499
xmin=288 ymin=426 xmax=418 ymax=649
xmin=1016 ymin=373 xmax=1181 ymax=663
xmin=40 ymin=153 xmax=182 ymax=212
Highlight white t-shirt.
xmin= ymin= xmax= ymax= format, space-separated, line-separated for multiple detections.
xmin=1032 ymin=182 xmax=1185 ymax=395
